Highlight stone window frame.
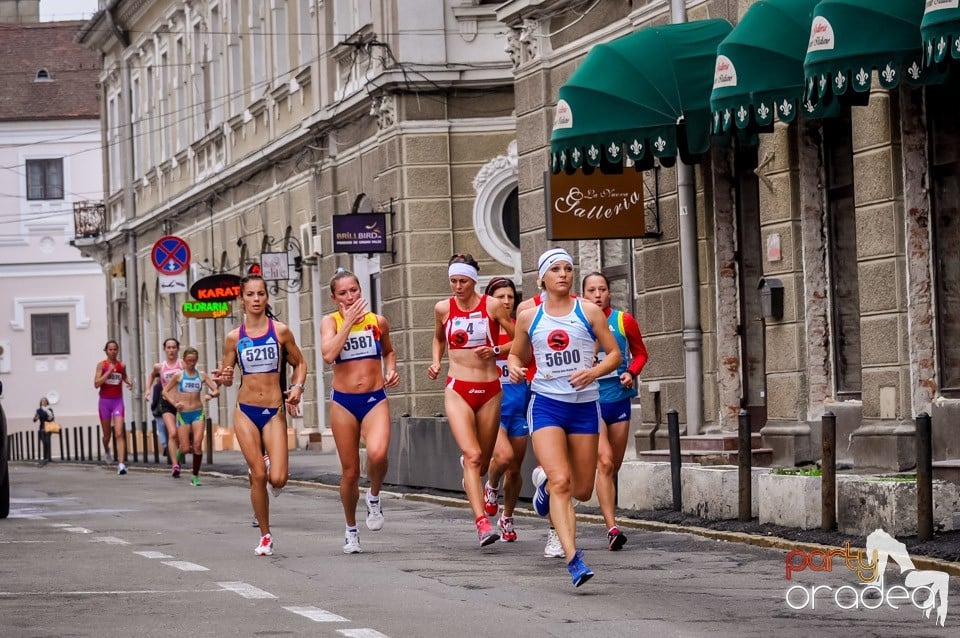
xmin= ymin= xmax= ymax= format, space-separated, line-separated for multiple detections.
xmin=472 ymin=141 xmax=520 ymax=279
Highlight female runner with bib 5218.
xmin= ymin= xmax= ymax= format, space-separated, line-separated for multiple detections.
xmin=427 ymin=253 xmax=514 ymax=547
xmin=220 ymin=275 xmax=307 ymax=557
xmin=508 ymin=248 xmax=621 ymax=587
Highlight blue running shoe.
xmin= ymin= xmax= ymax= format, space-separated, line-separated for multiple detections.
xmin=567 ymin=549 xmax=594 ymax=587
xmin=532 ymin=466 xmax=550 ymax=517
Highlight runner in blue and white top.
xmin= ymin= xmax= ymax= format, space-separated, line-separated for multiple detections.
xmin=581 ymin=271 xmax=649 ymax=552
xmin=507 ymin=248 xmax=621 ymax=588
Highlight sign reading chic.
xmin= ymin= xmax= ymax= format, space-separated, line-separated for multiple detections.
xmin=546 ymin=169 xmax=645 ymax=240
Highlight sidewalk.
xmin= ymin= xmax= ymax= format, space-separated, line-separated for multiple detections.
xmin=25 ymin=449 xmax=960 ymax=574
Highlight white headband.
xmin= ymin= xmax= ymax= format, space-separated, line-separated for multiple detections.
xmin=538 ymin=248 xmax=573 ymax=279
xmin=448 ymin=262 xmax=478 ymax=282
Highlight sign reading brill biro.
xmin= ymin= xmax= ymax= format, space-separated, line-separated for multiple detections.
xmin=545 ymin=170 xmax=645 ymax=240
xmin=332 ymin=213 xmax=388 ymax=253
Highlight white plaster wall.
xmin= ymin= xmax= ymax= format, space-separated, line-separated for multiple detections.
xmin=0 ymin=118 xmax=108 ymax=432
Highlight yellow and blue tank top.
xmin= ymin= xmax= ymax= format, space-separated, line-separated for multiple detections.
xmin=331 ymin=311 xmax=382 ymax=364
xmin=237 ymin=319 xmax=281 ymax=375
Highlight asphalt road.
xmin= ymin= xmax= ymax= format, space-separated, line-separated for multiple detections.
xmin=1 ymin=463 xmax=956 ymax=637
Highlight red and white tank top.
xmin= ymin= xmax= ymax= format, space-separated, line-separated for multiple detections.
xmin=99 ymin=360 xmax=126 ymax=398
xmin=445 ymin=295 xmax=497 ymax=350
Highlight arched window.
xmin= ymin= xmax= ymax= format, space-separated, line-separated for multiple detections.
xmin=472 ymin=141 xmax=520 ymax=277
xmin=35 ymin=68 xmax=51 ymax=82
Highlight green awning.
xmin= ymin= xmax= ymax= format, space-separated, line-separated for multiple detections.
xmin=803 ymin=0 xmax=926 ymax=111
xmin=922 ymin=1 xmax=960 ymax=65
xmin=711 ymin=0 xmax=821 ymax=136
xmin=550 ymin=19 xmax=732 ymax=173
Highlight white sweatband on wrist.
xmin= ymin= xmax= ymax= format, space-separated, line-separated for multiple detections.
xmin=538 ymin=248 xmax=573 ymax=279
xmin=448 ymin=262 xmax=478 ymax=281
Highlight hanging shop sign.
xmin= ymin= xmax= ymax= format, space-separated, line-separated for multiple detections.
xmin=259 ymin=252 xmax=289 ymax=281
xmin=190 ymin=273 xmax=242 ymax=302
xmin=182 ymin=301 xmax=232 ymax=319
xmin=545 ymin=170 xmax=646 ymax=240
xmin=332 ymin=213 xmax=388 ymax=253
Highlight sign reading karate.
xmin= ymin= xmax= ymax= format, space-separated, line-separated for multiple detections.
xmin=151 ymin=235 xmax=191 ymax=275
xmin=190 ymin=273 xmax=242 ymax=302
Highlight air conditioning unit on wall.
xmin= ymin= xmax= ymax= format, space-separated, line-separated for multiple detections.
xmin=300 ymin=222 xmax=321 ymax=258
xmin=112 ymin=276 xmax=127 ymax=301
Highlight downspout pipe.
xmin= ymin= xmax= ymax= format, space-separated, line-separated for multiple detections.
xmin=110 ymin=3 xmax=143 ymax=426
xmin=671 ymin=0 xmax=703 ymax=435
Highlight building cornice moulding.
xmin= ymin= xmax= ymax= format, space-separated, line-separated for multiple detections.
xmin=10 ymin=296 xmax=91 ymax=331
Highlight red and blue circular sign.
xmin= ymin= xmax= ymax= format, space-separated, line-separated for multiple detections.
xmin=151 ymin=235 xmax=191 ymax=275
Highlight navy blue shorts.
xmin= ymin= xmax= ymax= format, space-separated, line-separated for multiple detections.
xmin=600 ymin=398 xmax=632 ymax=426
xmin=527 ymin=393 xmax=600 ymax=435
xmin=500 ymin=382 xmax=530 ymax=437
xmin=238 ymin=403 xmax=280 ymax=430
xmin=331 ymin=388 xmax=388 ymax=423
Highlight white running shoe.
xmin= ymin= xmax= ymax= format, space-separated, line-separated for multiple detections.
xmin=255 ymin=534 xmax=274 ymax=556
xmin=343 ymin=529 xmax=362 ymax=554
xmin=270 ymin=483 xmax=283 ymax=498
xmin=117 ymin=463 xmax=127 ymax=476
xmin=366 ymin=497 xmax=384 ymax=531
xmin=544 ymin=528 xmax=564 ymax=558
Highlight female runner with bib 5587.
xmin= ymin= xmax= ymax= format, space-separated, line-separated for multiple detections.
xmin=220 ymin=275 xmax=307 ymax=557
xmin=508 ymin=248 xmax=621 ymax=587
xmin=427 ymin=254 xmax=514 ymax=547
xmin=321 ymin=269 xmax=400 ymax=554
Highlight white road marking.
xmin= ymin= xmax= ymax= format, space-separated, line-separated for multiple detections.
xmin=0 ymin=540 xmax=58 ymax=544
xmin=64 ymin=527 xmax=92 ymax=533
xmin=49 ymin=523 xmax=72 ymax=528
xmin=134 ymin=551 xmax=173 ymax=559
xmin=38 ymin=509 xmax=135 ymax=517
xmin=338 ymin=630 xmax=391 ymax=638
xmin=8 ymin=514 xmax=48 ymax=519
xmin=161 ymin=561 xmax=209 ymax=572
xmin=0 ymin=589 xmax=227 ymax=597
xmin=12 ymin=498 xmax=79 ymax=503
xmin=216 ymin=582 xmax=277 ymax=599
xmin=284 ymin=606 xmax=349 ymax=622
xmin=92 ymin=536 xmax=129 ymax=545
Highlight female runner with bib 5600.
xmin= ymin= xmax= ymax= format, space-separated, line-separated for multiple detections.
xmin=220 ymin=275 xmax=307 ymax=557
xmin=427 ymin=254 xmax=514 ymax=547
xmin=321 ymin=269 xmax=400 ymax=554
xmin=508 ymin=248 xmax=621 ymax=587
xmin=94 ymin=340 xmax=134 ymax=475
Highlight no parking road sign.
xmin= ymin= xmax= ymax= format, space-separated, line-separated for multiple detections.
xmin=152 ymin=235 xmax=191 ymax=275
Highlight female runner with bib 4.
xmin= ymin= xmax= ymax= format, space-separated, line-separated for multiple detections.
xmin=321 ymin=269 xmax=400 ymax=554
xmin=220 ymin=275 xmax=307 ymax=557
xmin=508 ymin=248 xmax=621 ymax=587
xmin=427 ymin=254 xmax=514 ymax=547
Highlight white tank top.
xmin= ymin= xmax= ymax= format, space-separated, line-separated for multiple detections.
xmin=529 ymin=299 xmax=598 ymax=403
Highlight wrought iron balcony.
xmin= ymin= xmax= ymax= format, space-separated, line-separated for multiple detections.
xmin=72 ymin=200 xmax=105 ymax=239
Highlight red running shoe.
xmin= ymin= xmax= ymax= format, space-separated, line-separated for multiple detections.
xmin=476 ymin=516 xmax=499 ymax=547
xmin=483 ymin=482 xmax=499 ymax=516
xmin=498 ymin=516 xmax=517 ymax=542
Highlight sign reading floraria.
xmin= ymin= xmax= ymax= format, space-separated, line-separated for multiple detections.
xmin=190 ymin=273 xmax=242 ymax=301
xmin=546 ymin=170 xmax=645 ymax=240
xmin=182 ymin=301 xmax=232 ymax=319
